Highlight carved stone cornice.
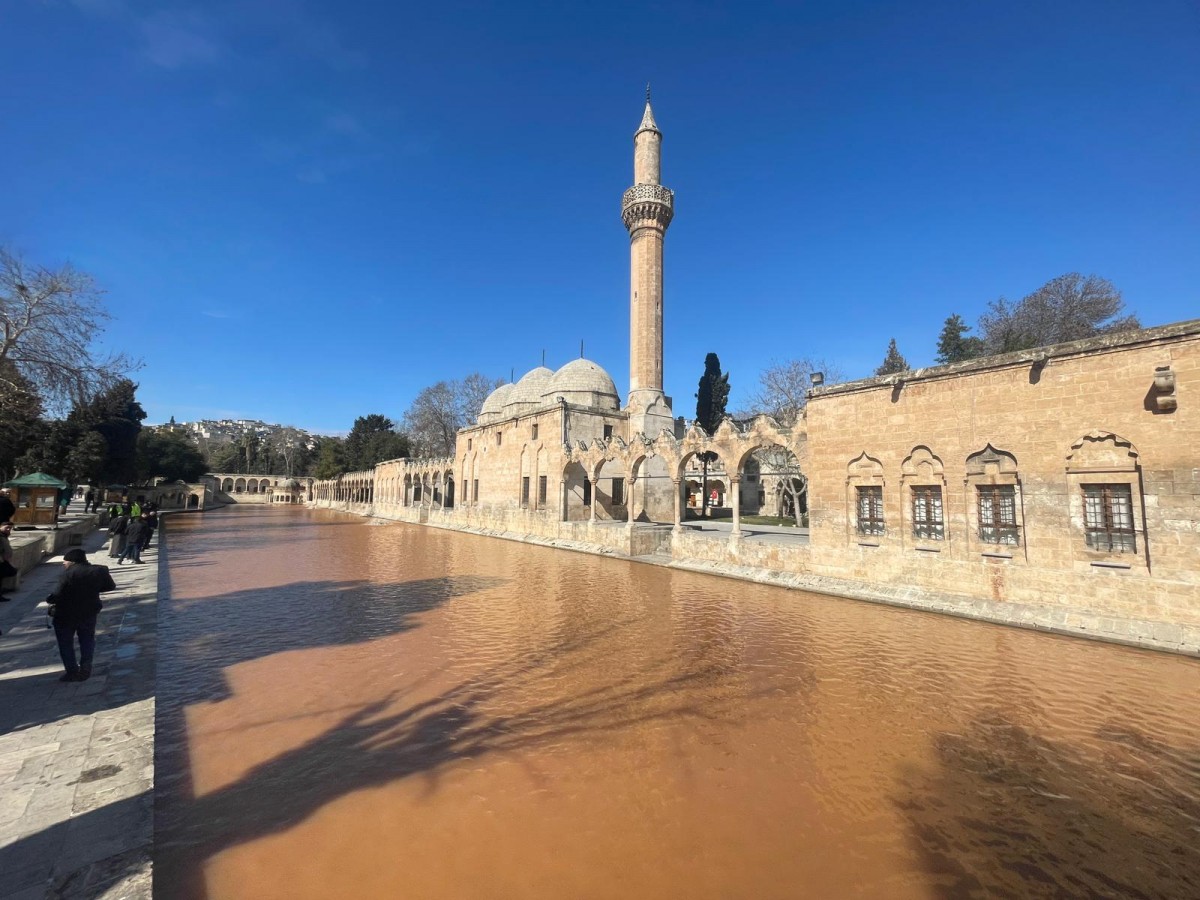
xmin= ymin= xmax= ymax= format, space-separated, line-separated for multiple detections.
xmin=621 ymin=183 xmax=674 ymax=232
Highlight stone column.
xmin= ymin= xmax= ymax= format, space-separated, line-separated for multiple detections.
xmin=730 ymin=476 xmax=742 ymax=537
xmin=559 ymin=480 xmax=568 ymax=522
xmin=672 ymin=478 xmax=683 ymax=532
xmin=589 ymin=478 xmax=598 ymax=523
xmin=626 ymin=476 xmax=637 ymax=529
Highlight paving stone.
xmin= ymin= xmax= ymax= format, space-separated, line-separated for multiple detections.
xmin=0 ymin=528 xmax=157 ymax=897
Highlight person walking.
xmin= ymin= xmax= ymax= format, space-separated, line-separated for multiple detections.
xmin=0 ymin=521 xmax=15 ymax=602
xmin=117 ymin=514 xmax=146 ymax=565
xmin=139 ymin=509 xmax=157 ymax=553
xmin=84 ymin=488 xmax=96 ymax=513
xmin=46 ymin=548 xmax=114 ymax=681
xmin=107 ymin=512 xmax=130 ymax=559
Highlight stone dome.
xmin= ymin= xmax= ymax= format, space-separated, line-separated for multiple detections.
xmin=478 ymin=383 xmax=515 ymax=424
xmin=504 ymin=366 xmax=554 ymax=411
xmin=544 ymin=358 xmax=621 ymax=411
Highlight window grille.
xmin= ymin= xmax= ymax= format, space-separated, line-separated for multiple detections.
xmin=856 ymin=486 xmax=884 ymax=535
xmin=583 ymin=480 xmax=592 ymax=506
xmin=612 ymin=478 xmax=625 ymax=506
xmin=472 ymin=480 xmax=479 ymax=502
xmin=603 ymin=424 xmax=613 ymax=440
xmin=977 ymin=485 xmax=1019 ymax=545
xmin=538 ymin=475 xmax=548 ymax=505
xmin=911 ymin=486 xmax=944 ymax=540
xmin=1083 ymin=484 xmax=1136 ymax=553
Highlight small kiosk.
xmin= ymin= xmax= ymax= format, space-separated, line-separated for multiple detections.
xmin=3 ymin=472 xmax=69 ymax=527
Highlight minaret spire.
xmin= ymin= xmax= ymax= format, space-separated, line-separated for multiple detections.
xmin=622 ymin=89 xmax=674 ymax=432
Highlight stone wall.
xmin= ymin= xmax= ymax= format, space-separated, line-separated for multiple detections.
xmin=803 ymin=321 xmax=1199 ymax=637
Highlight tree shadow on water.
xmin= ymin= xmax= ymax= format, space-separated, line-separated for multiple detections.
xmin=153 ymin=598 xmax=757 ymax=899
xmin=157 ymin=574 xmax=508 ymax=708
xmin=895 ymin=712 xmax=1200 ymax=898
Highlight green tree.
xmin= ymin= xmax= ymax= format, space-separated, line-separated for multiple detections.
xmin=15 ymin=419 xmax=75 ymax=480
xmin=695 ymin=352 xmax=730 ymax=434
xmin=875 ymin=339 xmax=909 ymax=376
xmin=694 ymin=352 xmax=730 ymax=518
xmin=208 ymin=442 xmax=241 ymax=473
xmin=69 ymin=379 xmax=145 ymax=483
xmin=344 ymin=414 xmax=409 ymax=471
xmin=66 ymin=431 xmax=109 ymax=486
xmin=935 ymin=314 xmax=985 ymax=364
xmin=0 ymin=360 xmax=45 ymax=481
xmin=238 ymin=432 xmax=264 ymax=474
xmin=136 ymin=430 xmax=207 ymax=482
xmin=311 ymin=436 xmax=347 ymax=480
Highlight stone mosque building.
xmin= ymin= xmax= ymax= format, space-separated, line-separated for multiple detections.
xmin=313 ymin=95 xmax=1200 ymax=657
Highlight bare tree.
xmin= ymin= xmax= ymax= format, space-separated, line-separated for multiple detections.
xmin=979 ymin=273 xmax=1139 ymax=354
xmin=750 ymin=446 xmax=807 ymax=526
xmin=745 ymin=357 xmax=845 ymax=425
xmin=403 ymin=373 xmax=503 ymax=458
xmin=272 ymin=426 xmax=304 ymax=476
xmin=458 ymin=373 xmax=501 ymax=427
xmin=0 ymin=247 xmax=140 ymax=412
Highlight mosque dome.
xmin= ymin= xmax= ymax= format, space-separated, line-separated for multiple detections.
xmin=545 ymin=359 xmax=621 ymax=411
xmin=478 ymin=383 xmax=515 ymax=424
xmin=503 ymin=366 xmax=555 ymax=414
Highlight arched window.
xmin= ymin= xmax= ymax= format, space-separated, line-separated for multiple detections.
xmin=965 ymin=445 xmax=1023 ymax=555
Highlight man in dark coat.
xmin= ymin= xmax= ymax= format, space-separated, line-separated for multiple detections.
xmin=0 ymin=489 xmax=15 ymax=525
xmin=117 ymin=515 xmax=147 ymax=565
xmin=46 ymin=548 xmax=114 ymax=682
xmin=139 ymin=509 xmax=157 ymax=552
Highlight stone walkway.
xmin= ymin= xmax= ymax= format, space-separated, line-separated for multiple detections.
xmin=0 ymin=529 xmax=157 ymax=900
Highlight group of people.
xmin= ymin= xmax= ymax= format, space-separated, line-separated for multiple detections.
xmin=0 ymin=490 xmax=159 ymax=680
xmin=106 ymin=502 xmax=158 ymax=566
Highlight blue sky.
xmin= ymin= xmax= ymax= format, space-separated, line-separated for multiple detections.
xmin=4 ymin=0 xmax=1197 ymax=432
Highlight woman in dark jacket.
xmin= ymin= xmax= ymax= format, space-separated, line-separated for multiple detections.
xmin=46 ymin=549 xmax=114 ymax=682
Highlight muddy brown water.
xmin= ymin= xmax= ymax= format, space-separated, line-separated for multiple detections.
xmin=154 ymin=506 xmax=1200 ymax=899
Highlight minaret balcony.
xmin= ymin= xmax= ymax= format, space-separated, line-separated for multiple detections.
xmin=621 ymin=183 xmax=674 ymax=231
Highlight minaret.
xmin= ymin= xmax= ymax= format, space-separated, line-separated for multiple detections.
xmin=622 ymin=86 xmax=675 ymax=436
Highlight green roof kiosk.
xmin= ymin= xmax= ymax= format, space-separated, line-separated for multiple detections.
xmin=3 ymin=472 xmax=69 ymax=527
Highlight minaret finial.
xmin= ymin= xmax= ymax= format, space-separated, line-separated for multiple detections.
xmin=646 ymin=82 xmax=651 ymax=103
